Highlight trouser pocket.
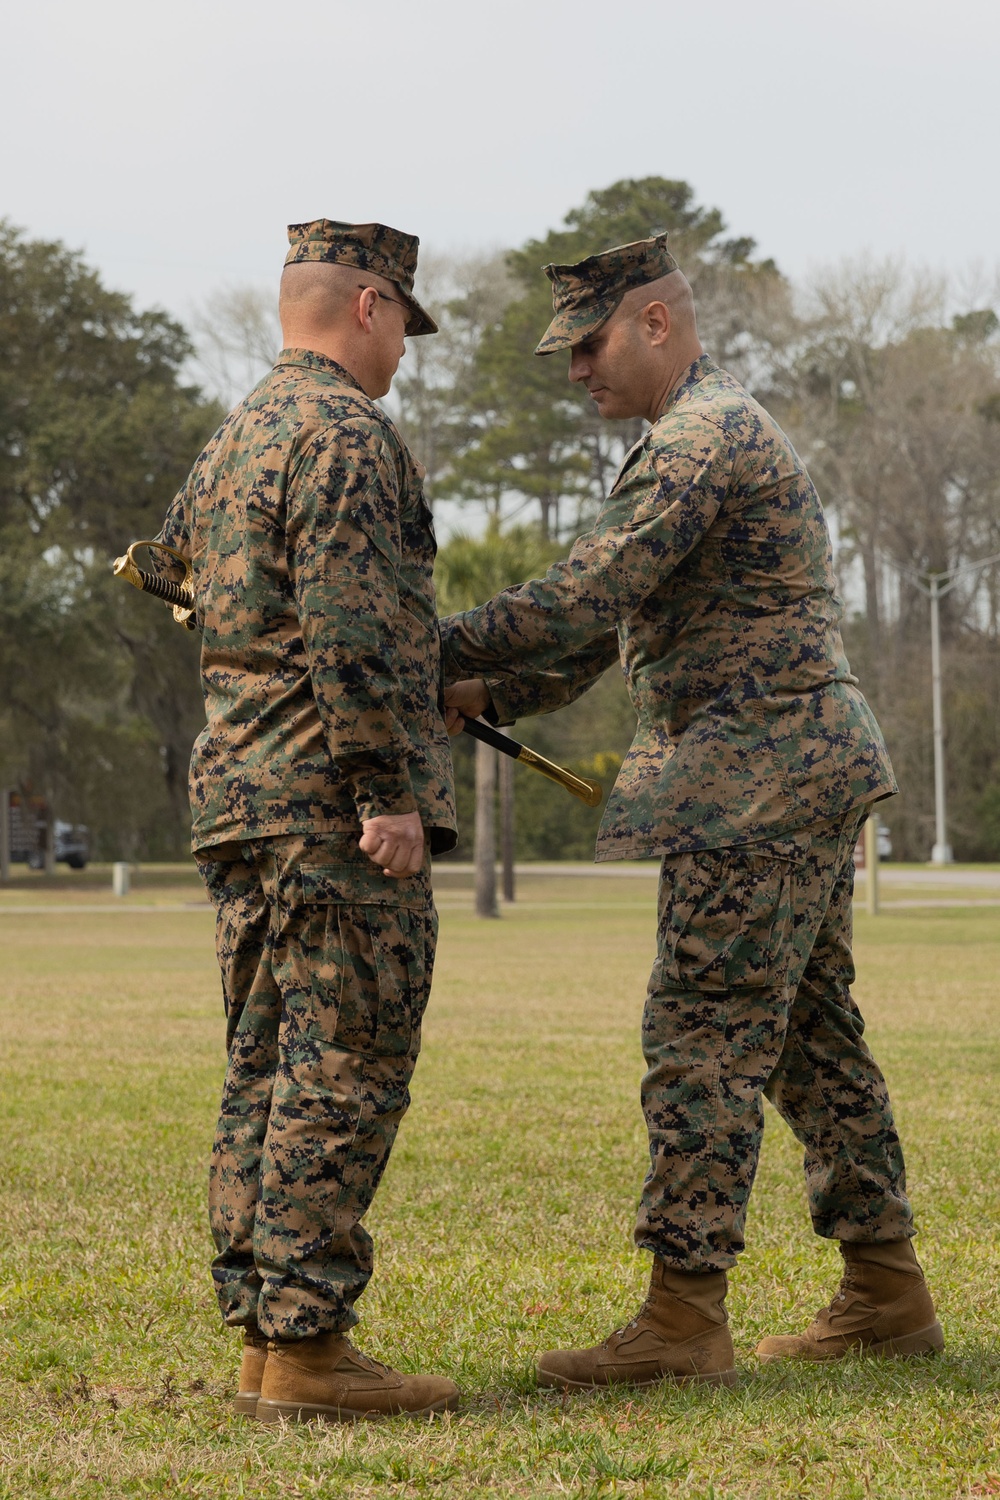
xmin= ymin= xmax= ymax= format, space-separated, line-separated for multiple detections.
xmin=654 ymin=846 xmax=794 ymax=992
xmin=298 ymin=863 xmax=434 ymax=1057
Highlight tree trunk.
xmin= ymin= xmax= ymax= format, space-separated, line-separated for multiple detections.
xmin=861 ymin=533 xmax=883 ymax=682
xmin=474 ymin=738 xmax=498 ymax=918
xmin=499 ymin=742 xmax=515 ymax=903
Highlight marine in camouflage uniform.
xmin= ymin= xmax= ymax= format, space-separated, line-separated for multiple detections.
xmin=442 ymin=235 xmax=942 ymax=1385
xmin=154 ymin=221 xmax=460 ymax=1421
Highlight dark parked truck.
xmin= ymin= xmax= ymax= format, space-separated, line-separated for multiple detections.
xmin=4 ymin=792 xmax=90 ymax=870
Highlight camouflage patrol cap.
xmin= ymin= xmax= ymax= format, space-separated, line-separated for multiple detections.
xmin=535 ymin=232 xmax=679 ymax=355
xmin=284 ymin=219 xmax=438 ymax=336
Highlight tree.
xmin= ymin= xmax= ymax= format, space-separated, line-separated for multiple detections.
xmin=441 ymin=177 xmax=786 ymax=539
xmin=775 ymin=258 xmax=1000 ymax=857
xmin=0 ymin=221 xmax=223 ymax=859
xmin=435 ymin=522 xmax=564 ymax=903
xmin=190 ymin=284 xmax=280 ymax=409
xmin=390 ymin=251 xmax=517 ymax=504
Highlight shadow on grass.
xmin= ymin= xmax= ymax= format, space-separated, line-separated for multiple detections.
xmin=448 ymin=1339 xmax=1000 ymax=1416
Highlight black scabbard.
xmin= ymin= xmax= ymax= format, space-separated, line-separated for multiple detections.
xmin=460 ymin=717 xmax=521 ymax=758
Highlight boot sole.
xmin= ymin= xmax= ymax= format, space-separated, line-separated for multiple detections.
xmin=536 ymin=1364 xmax=739 ymax=1392
xmin=233 ymin=1391 xmax=262 ymax=1418
xmin=255 ymin=1394 xmax=460 ymax=1425
xmin=757 ymin=1320 xmax=946 ymax=1363
xmin=869 ymin=1321 xmax=945 ymax=1358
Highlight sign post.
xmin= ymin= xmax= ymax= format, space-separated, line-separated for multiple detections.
xmin=863 ymin=812 xmax=880 ymax=917
xmin=0 ymin=790 xmax=9 ymax=884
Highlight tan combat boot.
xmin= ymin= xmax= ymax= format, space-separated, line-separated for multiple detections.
xmin=255 ymin=1333 xmax=460 ymax=1423
xmin=234 ymin=1327 xmax=269 ymax=1417
xmin=756 ymin=1239 xmax=944 ymax=1362
xmin=536 ymin=1261 xmax=737 ymax=1391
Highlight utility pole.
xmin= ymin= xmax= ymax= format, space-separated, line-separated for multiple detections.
xmin=928 ymin=576 xmax=950 ymax=864
xmin=899 ymin=553 xmax=1000 ymax=865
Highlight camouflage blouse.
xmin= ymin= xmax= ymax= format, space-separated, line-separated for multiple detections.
xmin=156 ymin=349 xmax=457 ymax=854
xmin=442 ymin=356 xmax=895 ymax=860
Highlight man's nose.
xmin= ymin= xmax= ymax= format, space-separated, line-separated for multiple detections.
xmin=568 ymin=350 xmax=589 ymax=384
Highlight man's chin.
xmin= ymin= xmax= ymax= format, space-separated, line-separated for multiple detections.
xmin=591 ymin=390 xmax=635 ymax=420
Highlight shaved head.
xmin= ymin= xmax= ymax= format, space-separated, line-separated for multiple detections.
xmin=619 ymin=269 xmax=698 ymax=341
xmin=278 ymin=261 xmax=411 ymax=399
xmin=279 ymin=261 xmax=402 ymax=330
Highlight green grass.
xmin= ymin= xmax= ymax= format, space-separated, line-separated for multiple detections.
xmin=0 ymin=867 xmax=997 ymax=1498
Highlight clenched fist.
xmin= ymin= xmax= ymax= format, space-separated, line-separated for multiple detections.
xmin=359 ymin=811 xmax=425 ymax=876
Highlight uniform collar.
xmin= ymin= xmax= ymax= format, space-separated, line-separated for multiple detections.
xmin=273 ymin=347 xmax=367 ymax=393
xmin=656 ymin=353 xmax=718 ymax=421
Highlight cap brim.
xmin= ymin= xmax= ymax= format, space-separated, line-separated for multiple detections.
xmin=534 ymin=293 xmax=621 ymax=356
xmin=400 ymin=290 xmax=438 ymax=337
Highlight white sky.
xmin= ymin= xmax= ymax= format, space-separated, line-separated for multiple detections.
xmin=3 ymin=0 xmax=998 ymax=327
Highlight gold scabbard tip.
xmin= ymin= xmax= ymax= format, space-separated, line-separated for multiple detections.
xmin=516 ymin=746 xmax=604 ymax=807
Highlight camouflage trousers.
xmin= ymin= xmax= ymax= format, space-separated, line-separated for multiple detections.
xmin=635 ymin=807 xmax=914 ymax=1271
xmin=195 ymin=833 xmax=437 ymax=1340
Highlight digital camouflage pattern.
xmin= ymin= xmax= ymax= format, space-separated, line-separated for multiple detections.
xmin=155 ymin=347 xmax=457 ymax=855
xmin=635 ymin=807 xmax=913 ymax=1270
xmin=284 ymin=220 xmax=438 ymax=337
xmin=534 ymin=232 xmax=679 ymax=355
xmin=441 ymin=355 xmax=896 ymax=860
xmin=198 ymin=832 xmax=437 ymax=1338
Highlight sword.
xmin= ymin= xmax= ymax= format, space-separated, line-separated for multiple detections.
xmin=113 ymin=540 xmax=603 ymax=808
xmin=459 ymin=715 xmax=603 ymax=808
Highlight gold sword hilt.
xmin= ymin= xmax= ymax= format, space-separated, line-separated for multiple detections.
xmin=112 ymin=540 xmax=197 ymax=629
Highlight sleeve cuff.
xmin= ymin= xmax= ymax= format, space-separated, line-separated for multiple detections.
xmin=349 ymin=770 xmax=418 ymax=824
xmin=482 ymin=676 xmax=520 ymax=728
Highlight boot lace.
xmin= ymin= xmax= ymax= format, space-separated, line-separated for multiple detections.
xmin=815 ymin=1261 xmax=875 ymax=1328
xmin=340 ymin=1338 xmax=392 ymax=1377
xmin=603 ymin=1296 xmax=655 ymax=1347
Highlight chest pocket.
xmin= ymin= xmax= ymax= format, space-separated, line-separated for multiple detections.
xmin=300 ymin=864 xmax=435 ymax=1057
xmin=400 ymin=481 xmax=437 ymax=561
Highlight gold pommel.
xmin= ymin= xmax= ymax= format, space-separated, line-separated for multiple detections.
xmin=112 ymin=540 xmax=196 ymax=629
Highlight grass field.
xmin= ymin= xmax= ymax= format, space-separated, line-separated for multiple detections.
xmin=0 ymin=863 xmax=997 ymax=1499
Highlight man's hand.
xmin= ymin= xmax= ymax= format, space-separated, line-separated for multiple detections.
xmin=443 ymin=678 xmax=490 ymax=736
xmin=359 ymin=811 xmax=425 ymax=876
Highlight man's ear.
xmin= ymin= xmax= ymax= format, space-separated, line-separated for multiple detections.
xmin=644 ymin=300 xmax=671 ymax=346
xmin=357 ymin=286 xmax=379 ymax=333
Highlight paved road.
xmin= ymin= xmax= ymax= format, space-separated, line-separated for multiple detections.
xmin=2 ymin=864 xmax=998 ymax=915
xmin=438 ymin=861 xmax=1000 ymax=887
xmin=855 ymin=866 xmax=1000 ymax=887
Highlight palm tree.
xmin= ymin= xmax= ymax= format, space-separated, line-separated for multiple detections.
xmin=435 ymin=522 xmax=562 ymax=915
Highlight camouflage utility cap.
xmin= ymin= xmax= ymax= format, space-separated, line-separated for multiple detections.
xmin=285 ymin=219 xmax=438 ymax=337
xmin=535 ymin=232 xmax=679 ymax=355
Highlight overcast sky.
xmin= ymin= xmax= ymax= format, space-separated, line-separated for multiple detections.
xmin=3 ymin=0 xmax=998 ymax=327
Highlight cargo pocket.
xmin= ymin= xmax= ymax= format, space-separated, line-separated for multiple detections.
xmin=655 ymin=847 xmax=792 ymax=992
xmin=299 ymin=864 xmax=431 ymax=1057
